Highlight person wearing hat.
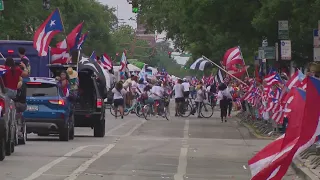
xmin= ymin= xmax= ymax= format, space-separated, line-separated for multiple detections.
xmin=67 ymin=67 xmax=78 ymax=99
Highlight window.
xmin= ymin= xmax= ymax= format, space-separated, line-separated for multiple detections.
xmin=26 ymin=83 xmax=58 ymax=97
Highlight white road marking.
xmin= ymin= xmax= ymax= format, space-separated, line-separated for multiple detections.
xmin=243 ymin=165 xmax=247 ymax=169
xmin=64 ymin=144 xmax=116 ymax=180
xmin=23 ymin=146 xmax=89 ymax=180
xmin=105 ymin=119 xmax=133 ymax=136
xmin=123 ymin=120 xmax=146 ymax=137
xmin=174 ymin=120 xmax=189 ymax=180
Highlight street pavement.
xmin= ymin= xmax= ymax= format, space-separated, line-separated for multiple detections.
xmin=0 ymin=106 xmax=301 ymax=180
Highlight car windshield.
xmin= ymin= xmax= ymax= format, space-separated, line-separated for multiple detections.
xmin=26 ymin=83 xmax=58 ymax=97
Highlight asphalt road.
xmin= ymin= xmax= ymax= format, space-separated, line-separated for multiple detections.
xmin=0 ymin=106 xmax=301 ymax=180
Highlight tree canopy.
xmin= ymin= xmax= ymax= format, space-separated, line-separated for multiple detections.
xmin=138 ymin=0 xmax=320 ymax=69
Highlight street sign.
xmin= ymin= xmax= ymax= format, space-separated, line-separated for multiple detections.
xmin=0 ymin=1 xmax=3 ymax=11
xmin=281 ymin=40 xmax=291 ymax=60
xmin=314 ymin=48 xmax=320 ymax=61
xmin=262 ymin=39 xmax=268 ymax=47
xmin=258 ymin=46 xmax=275 ymax=59
xmin=258 ymin=49 xmax=265 ymax=59
xmin=278 ymin=20 xmax=289 ymax=39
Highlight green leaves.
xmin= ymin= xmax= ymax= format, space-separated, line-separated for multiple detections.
xmin=139 ymin=0 xmax=319 ymax=68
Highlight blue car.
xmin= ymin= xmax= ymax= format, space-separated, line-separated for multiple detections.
xmin=23 ymin=77 xmax=74 ymax=141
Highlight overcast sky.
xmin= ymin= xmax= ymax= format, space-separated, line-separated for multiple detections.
xmin=97 ymin=0 xmax=189 ymax=65
xmin=98 ymin=0 xmax=137 ymax=28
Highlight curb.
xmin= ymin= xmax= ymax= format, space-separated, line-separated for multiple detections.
xmin=291 ymin=158 xmax=319 ymax=180
xmin=235 ymin=115 xmax=276 ymax=140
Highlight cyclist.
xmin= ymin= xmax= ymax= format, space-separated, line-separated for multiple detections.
xmin=195 ymin=83 xmax=205 ymax=118
xmin=151 ymin=80 xmax=164 ymax=116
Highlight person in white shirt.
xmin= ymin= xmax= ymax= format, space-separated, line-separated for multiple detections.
xmin=217 ymin=83 xmax=232 ymax=122
xmin=182 ymin=78 xmax=190 ymax=99
xmin=151 ymin=81 xmax=164 ymax=116
xmin=173 ymin=79 xmax=184 ymax=116
xmin=112 ymin=81 xmax=127 ymax=119
xmin=195 ymin=84 xmax=205 ymax=118
xmin=226 ymin=83 xmax=234 ymax=117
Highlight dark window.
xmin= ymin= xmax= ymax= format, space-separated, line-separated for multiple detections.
xmin=26 ymin=83 xmax=58 ymax=97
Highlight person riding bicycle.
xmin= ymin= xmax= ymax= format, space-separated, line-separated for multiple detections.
xmin=194 ymin=83 xmax=205 ymax=118
xmin=151 ymin=80 xmax=164 ymax=116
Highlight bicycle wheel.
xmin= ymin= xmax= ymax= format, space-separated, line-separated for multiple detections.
xmin=123 ymin=108 xmax=130 ymax=116
xmin=179 ymin=103 xmax=192 ymax=117
xmin=200 ymin=103 xmax=214 ymax=118
xmin=143 ymin=104 xmax=151 ymax=120
xmin=135 ymin=104 xmax=144 ymax=118
xmin=164 ymin=106 xmax=170 ymax=121
xmin=109 ymin=105 xmax=118 ymax=117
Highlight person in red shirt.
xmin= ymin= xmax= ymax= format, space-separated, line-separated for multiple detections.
xmin=3 ymin=57 xmax=29 ymax=99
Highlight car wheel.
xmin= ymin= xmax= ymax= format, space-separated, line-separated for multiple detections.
xmin=59 ymin=124 xmax=70 ymax=141
xmin=18 ymin=123 xmax=27 ymax=145
xmin=0 ymin=137 xmax=5 ymax=161
xmin=94 ymin=120 xmax=105 ymax=137
xmin=69 ymin=114 xmax=75 ymax=140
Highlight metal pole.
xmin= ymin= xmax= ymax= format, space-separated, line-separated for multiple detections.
xmin=202 ymin=55 xmax=248 ymax=86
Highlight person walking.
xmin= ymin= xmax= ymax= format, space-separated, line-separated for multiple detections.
xmin=226 ymin=82 xmax=234 ymax=117
xmin=112 ymin=82 xmax=127 ymax=119
xmin=182 ymin=78 xmax=190 ymax=99
xmin=217 ymin=83 xmax=232 ymax=122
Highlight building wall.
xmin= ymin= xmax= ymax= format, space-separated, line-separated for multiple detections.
xmin=136 ymin=15 xmax=156 ymax=47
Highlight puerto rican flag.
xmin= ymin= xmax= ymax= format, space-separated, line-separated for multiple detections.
xmin=285 ymin=70 xmax=305 ymax=90
xmin=77 ymin=32 xmax=88 ymax=50
xmin=0 ymin=67 xmax=6 ymax=76
xmin=56 ymin=22 xmax=83 ymax=50
xmin=264 ymin=73 xmax=282 ymax=87
xmin=50 ymin=48 xmax=69 ymax=64
xmin=101 ymin=53 xmax=113 ymax=70
xmin=222 ymin=46 xmax=245 ymax=70
xmin=90 ymin=51 xmax=96 ymax=61
xmin=119 ymin=51 xmax=127 ymax=72
xmin=270 ymin=76 xmax=320 ymax=179
xmin=33 ymin=8 xmax=64 ymax=56
xmin=249 ymin=88 xmax=306 ymax=179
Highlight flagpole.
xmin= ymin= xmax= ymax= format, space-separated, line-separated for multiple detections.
xmin=237 ymin=46 xmax=250 ymax=78
xmin=202 ymin=55 xmax=248 ymax=86
xmin=0 ymin=52 xmax=5 ymax=60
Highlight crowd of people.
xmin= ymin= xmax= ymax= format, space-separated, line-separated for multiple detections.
xmin=110 ymin=74 xmax=244 ymax=121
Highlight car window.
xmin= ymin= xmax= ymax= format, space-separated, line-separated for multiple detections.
xmin=26 ymin=83 xmax=58 ymax=97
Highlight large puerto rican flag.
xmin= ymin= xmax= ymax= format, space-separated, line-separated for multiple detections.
xmin=222 ymin=46 xmax=245 ymax=70
xmin=33 ymin=8 xmax=64 ymax=56
xmin=56 ymin=22 xmax=83 ymax=50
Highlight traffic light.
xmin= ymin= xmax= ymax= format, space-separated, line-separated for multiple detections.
xmin=132 ymin=0 xmax=138 ymax=13
xmin=43 ymin=0 xmax=50 ymax=10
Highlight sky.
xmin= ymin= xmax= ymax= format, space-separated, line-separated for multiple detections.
xmin=98 ymin=0 xmax=189 ymax=65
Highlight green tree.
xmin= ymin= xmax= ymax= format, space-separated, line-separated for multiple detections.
xmin=0 ymin=0 xmax=117 ymax=56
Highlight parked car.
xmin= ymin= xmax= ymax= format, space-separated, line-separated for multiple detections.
xmin=23 ymin=77 xmax=74 ymax=141
xmin=48 ymin=61 xmax=108 ymax=137
xmin=0 ymin=78 xmax=17 ymax=161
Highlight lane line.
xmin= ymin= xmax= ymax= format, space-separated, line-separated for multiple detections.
xmin=64 ymin=144 xmax=116 ymax=180
xmin=174 ymin=120 xmax=189 ymax=180
xmin=23 ymin=146 xmax=89 ymax=180
xmin=123 ymin=120 xmax=146 ymax=137
xmin=105 ymin=119 xmax=133 ymax=136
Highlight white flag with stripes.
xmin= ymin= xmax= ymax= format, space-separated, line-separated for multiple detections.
xmin=214 ymin=69 xmax=224 ymax=84
xmin=190 ymin=57 xmax=212 ymax=71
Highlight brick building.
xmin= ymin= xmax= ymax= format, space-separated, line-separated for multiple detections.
xmin=135 ymin=16 xmax=156 ymax=47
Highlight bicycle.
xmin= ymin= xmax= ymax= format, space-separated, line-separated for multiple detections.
xmin=110 ymin=96 xmax=146 ymax=118
xmin=179 ymin=98 xmax=214 ymax=118
xmin=142 ymin=95 xmax=170 ymax=121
